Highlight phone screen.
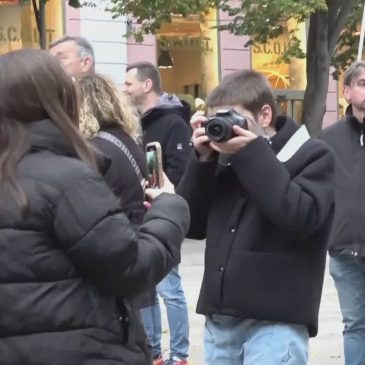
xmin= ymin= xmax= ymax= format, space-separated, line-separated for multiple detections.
xmin=146 ymin=147 xmax=160 ymax=188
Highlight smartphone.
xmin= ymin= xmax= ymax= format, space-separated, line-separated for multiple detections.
xmin=146 ymin=142 xmax=164 ymax=188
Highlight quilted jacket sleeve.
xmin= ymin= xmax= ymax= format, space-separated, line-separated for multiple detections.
xmin=53 ymin=171 xmax=190 ymax=297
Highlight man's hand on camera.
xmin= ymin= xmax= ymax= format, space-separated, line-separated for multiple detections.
xmin=210 ymin=125 xmax=258 ymax=155
xmin=144 ymin=173 xmax=175 ymax=209
xmin=190 ymin=111 xmax=215 ymax=161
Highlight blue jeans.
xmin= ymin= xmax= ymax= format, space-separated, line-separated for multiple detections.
xmin=140 ymin=266 xmax=189 ymax=359
xmin=330 ymin=255 xmax=365 ymax=365
xmin=204 ymin=314 xmax=309 ymax=365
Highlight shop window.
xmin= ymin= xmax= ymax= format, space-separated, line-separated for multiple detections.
xmin=252 ymin=20 xmax=307 ymax=122
xmin=156 ymin=11 xmax=219 ymax=112
xmin=0 ymin=0 xmax=63 ymax=55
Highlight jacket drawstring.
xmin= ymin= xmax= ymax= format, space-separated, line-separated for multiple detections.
xmin=361 ymin=129 xmax=364 ymax=147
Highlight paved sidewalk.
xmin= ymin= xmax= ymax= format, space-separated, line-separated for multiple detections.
xmin=159 ymin=239 xmax=344 ymax=364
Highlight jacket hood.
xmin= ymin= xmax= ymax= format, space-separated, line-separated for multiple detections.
xmin=29 ymin=119 xmax=110 ymax=174
xmin=156 ymin=92 xmax=183 ymax=109
xmin=30 ymin=119 xmax=74 ymax=156
xmin=142 ymin=93 xmax=191 ymax=124
xmin=270 ymin=115 xmax=299 ymax=154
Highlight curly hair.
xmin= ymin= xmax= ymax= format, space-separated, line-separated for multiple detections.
xmin=77 ymin=73 xmax=141 ymax=140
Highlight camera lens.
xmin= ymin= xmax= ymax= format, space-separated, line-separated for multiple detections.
xmin=209 ymin=123 xmax=223 ymax=137
xmin=206 ymin=121 xmax=226 ymax=141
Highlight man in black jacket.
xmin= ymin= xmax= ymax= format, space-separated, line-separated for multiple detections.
xmin=124 ymin=62 xmax=191 ymax=365
xmin=177 ymin=70 xmax=335 ymax=365
xmin=125 ymin=61 xmax=192 ymax=186
xmin=322 ymin=61 xmax=365 ymax=365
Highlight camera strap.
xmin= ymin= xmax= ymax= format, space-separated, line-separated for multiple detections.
xmin=97 ymin=131 xmax=146 ymax=188
xmin=276 ymin=125 xmax=310 ymax=163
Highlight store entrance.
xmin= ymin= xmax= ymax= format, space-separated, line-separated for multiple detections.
xmin=156 ymin=12 xmax=219 ymax=112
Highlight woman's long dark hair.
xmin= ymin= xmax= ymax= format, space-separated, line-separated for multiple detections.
xmin=0 ymin=49 xmax=96 ymax=214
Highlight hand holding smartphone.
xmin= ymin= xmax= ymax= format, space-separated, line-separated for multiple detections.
xmin=144 ymin=142 xmax=174 ymax=208
xmin=146 ymin=142 xmax=164 ymax=189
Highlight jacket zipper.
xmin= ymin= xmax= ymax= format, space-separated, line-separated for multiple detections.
xmin=361 ymin=120 xmax=364 ymax=147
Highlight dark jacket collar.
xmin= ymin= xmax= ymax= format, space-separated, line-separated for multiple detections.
xmin=29 ymin=119 xmax=110 ymax=174
xmin=29 ymin=119 xmax=77 ymax=157
xmin=270 ymin=115 xmax=299 ymax=154
xmin=141 ymin=99 xmax=191 ymax=125
xmin=345 ymin=104 xmax=365 ymax=133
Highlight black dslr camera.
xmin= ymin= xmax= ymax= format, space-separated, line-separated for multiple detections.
xmin=205 ymin=109 xmax=248 ymax=142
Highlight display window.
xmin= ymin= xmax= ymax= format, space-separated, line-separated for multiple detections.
xmin=252 ymin=20 xmax=307 ymax=122
xmin=156 ymin=10 xmax=219 ymax=112
xmin=0 ymin=0 xmax=63 ymax=54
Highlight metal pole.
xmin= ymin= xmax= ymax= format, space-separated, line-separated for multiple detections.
xmin=31 ymin=0 xmax=46 ymax=49
xmin=39 ymin=0 xmax=46 ymax=49
xmin=357 ymin=1 xmax=365 ymax=61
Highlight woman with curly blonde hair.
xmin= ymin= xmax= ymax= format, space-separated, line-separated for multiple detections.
xmin=77 ymin=73 xmax=147 ymax=226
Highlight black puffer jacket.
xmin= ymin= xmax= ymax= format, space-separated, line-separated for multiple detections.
xmin=91 ymin=125 xmax=154 ymax=309
xmin=322 ymin=105 xmax=365 ymax=259
xmin=0 ymin=119 xmax=190 ymax=365
xmin=178 ymin=117 xmax=334 ymax=337
xmin=92 ymin=125 xmax=147 ymax=226
xmin=142 ymin=94 xmax=192 ymax=186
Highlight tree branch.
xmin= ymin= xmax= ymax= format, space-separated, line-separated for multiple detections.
xmin=327 ymin=0 xmax=341 ymax=21
xmin=328 ymin=0 xmax=358 ymax=53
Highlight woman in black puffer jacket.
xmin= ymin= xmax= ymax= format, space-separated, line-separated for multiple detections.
xmin=0 ymin=49 xmax=189 ymax=365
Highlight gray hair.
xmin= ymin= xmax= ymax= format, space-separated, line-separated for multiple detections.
xmin=344 ymin=61 xmax=365 ymax=86
xmin=49 ymin=35 xmax=95 ymax=67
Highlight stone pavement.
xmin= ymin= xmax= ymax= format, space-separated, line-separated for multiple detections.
xmin=159 ymin=239 xmax=344 ymax=365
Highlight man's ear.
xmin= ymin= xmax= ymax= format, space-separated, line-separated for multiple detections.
xmin=81 ymin=56 xmax=93 ymax=73
xmin=258 ymin=104 xmax=273 ymax=128
xmin=144 ymin=79 xmax=153 ymax=93
xmin=343 ymin=85 xmax=351 ymax=104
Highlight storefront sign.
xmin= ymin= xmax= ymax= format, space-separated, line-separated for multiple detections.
xmin=158 ymin=36 xmax=211 ymax=52
xmin=253 ymin=40 xmax=288 ymax=55
xmin=0 ymin=25 xmax=55 ymax=43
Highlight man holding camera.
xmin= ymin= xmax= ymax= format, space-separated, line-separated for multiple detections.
xmin=177 ymin=70 xmax=335 ymax=364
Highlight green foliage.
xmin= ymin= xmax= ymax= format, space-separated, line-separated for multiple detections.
xmin=106 ymin=0 xmax=215 ymax=42
xmin=105 ymin=0 xmax=326 ymax=51
xmin=217 ymin=0 xmax=327 ymax=63
xmin=219 ymin=0 xmax=326 ymax=40
xmin=332 ymin=2 xmax=364 ymax=79
xmin=67 ymin=0 xmax=82 ymax=8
